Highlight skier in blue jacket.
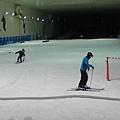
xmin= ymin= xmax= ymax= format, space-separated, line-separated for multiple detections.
xmin=78 ymin=52 xmax=94 ymax=89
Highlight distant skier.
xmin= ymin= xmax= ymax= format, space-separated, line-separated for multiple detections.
xmin=78 ymin=52 xmax=94 ymax=89
xmin=15 ymin=49 xmax=25 ymax=63
xmin=1 ymin=15 xmax=6 ymax=31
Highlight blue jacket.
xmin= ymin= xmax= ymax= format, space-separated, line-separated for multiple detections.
xmin=80 ymin=56 xmax=93 ymax=71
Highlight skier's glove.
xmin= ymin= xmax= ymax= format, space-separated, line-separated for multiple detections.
xmin=88 ymin=67 xmax=90 ymax=71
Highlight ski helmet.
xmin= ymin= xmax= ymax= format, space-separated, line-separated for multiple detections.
xmin=87 ymin=52 xmax=93 ymax=57
xmin=22 ymin=49 xmax=25 ymax=52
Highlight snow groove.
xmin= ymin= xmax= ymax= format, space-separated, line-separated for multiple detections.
xmin=0 ymin=95 xmax=120 ymax=101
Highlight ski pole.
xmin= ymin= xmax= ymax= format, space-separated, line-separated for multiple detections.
xmin=15 ymin=53 xmax=17 ymax=63
xmin=90 ymin=69 xmax=93 ymax=88
xmin=23 ymin=56 xmax=25 ymax=62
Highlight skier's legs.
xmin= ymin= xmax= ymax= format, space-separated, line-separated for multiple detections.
xmin=20 ymin=56 xmax=22 ymax=63
xmin=78 ymin=70 xmax=85 ymax=87
xmin=84 ymin=72 xmax=88 ymax=86
xmin=78 ymin=70 xmax=88 ymax=87
xmin=17 ymin=55 xmax=22 ymax=63
xmin=3 ymin=23 xmax=6 ymax=31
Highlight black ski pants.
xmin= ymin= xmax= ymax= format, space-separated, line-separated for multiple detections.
xmin=17 ymin=55 xmax=22 ymax=63
xmin=78 ymin=70 xmax=88 ymax=87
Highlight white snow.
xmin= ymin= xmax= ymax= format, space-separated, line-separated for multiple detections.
xmin=0 ymin=39 xmax=120 ymax=120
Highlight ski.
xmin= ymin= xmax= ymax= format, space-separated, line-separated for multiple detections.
xmin=67 ymin=87 xmax=104 ymax=92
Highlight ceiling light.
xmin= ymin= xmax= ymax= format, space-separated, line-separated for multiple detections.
xmin=24 ymin=16 xmax=27 ymax=19
xmin=41 ymin=19 xmax=44 ymax=22
xmin=4 ymin=12 xmax=8 ymax=15
xmin=12 ymin=12 xmax=15 ymax=16
xmin=37 ymin=18 xmax=39 ymax=20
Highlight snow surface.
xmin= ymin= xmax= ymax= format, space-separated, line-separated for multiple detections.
xmin=0 ymin=39 xmax=120 ymax=120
